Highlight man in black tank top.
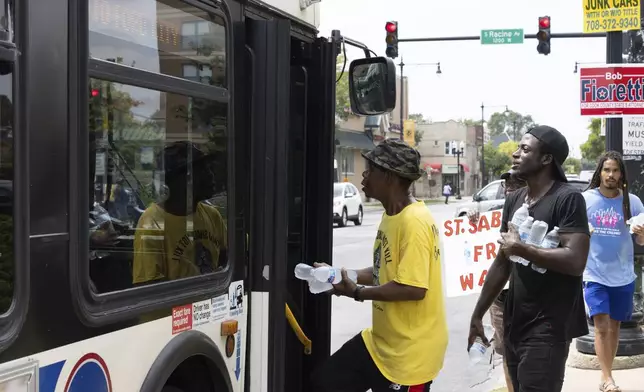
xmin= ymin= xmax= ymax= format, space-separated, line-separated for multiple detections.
xmin=468 ymin=126 xmax=590 ymax=392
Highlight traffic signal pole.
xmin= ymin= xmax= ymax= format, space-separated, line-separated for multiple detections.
xmin=400 ymin=57 xmax=404 ymax=136
xmin=397 ymin=32 xmax=606 ymax=43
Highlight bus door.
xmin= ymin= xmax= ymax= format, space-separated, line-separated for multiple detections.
xmin=244 ymin=18 xmax=291 ymax=392
xmin=245 ymin=17 xmax=338 ymax=392
xmin=287 ymin=36 xmax=338 ymax=392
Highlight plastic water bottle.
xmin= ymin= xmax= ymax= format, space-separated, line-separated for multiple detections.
xmin=468 ymin=324 xmax=495 ymax=365
xmin=511 ymin=216 xmax=534 ymax=265
xmin=313 ymin=266 xmax=358 ymax=284
xmin=509 ymin=203 xmax=529 ymax=231
xmin=532 ymin=227 xmax=560 ymax=274
xmin=294 ymin=263 xmax=332 ymax=294
xmin=527 ymin=220 xmax=549 ymax=246
xmin=294 ymin=263 xmax=358 ymax=294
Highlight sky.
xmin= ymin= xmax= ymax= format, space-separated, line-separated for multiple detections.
xmin=318 ymin=0 xmax=607 ymax=158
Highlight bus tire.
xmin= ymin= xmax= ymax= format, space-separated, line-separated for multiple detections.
xmin=139 ymin=330 xmax=233 ymax=392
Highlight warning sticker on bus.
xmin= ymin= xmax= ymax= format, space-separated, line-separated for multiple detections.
xmin=172 ymin=304 xmax=193 ymax=334
xmin=193 ymin=299 xmax=212 ymax=327
xmin=211 ymin=294 xmax=228 ymax=322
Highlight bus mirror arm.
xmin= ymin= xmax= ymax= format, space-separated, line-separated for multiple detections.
xmin=331 ymin=30 xmax=376 ymax=58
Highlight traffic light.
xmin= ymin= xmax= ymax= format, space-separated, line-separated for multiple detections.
xmin=537 ymin=16 xmax=551 ymax=55
xmin=385 ymin=21 xmax=398 ymax=59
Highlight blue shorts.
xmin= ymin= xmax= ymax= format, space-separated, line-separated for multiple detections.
xmin=583 ymin=281 xmax=635 ymax=322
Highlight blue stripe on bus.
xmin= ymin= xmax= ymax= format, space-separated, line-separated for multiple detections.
xmin=39 ymin=360 xmax=66 ymax=392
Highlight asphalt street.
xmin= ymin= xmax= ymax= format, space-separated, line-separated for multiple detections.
xmin=330 ymin=202 xmax=500 ymax=392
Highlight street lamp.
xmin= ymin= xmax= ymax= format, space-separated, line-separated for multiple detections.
xmin=398 ymin=60 xmax=441 ymax=132
xmin=480 ymin=103 xmax=510 ymax=187
xmin=451 ymin=140 xmax=465 ymax=200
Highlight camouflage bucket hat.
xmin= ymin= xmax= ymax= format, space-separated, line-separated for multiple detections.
xmin=362 ymin=139 xmax=423 ymax=181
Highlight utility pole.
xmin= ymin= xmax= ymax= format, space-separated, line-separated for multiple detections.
xmin=480 ymin=103 xmax=485 ymax=187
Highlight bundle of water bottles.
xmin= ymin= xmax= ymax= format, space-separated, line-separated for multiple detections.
xmin=508 ymin=203 xmax=560 ymax=274
xmin=294 ymin=263 xmax=358 ymax=294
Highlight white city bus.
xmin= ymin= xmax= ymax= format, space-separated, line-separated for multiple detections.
xmin=0 ymin=0 xmax=396 ymax=390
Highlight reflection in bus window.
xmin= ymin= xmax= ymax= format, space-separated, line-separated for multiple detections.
xmin=88 ymin=79 xmax=228 ymax=293
xmin=88 ymin=0 xmax=226 ymax=87
xmin=0 ymin=70 xmax=12 ymax=312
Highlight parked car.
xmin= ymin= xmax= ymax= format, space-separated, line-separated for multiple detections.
xmin=455 ymin=178 xmax=590 ymax=217
xmin=333 ymin=182 xmax=363 ymax=227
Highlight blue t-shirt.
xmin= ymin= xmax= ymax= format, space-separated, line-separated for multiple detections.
xmin=582 ymin=189 xmax=643 ymax=287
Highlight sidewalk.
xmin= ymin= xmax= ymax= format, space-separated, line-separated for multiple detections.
xmin=489 ymin=348 xmax=644 ymax=392
xmin=491 ymin=367 xmax=644 ymax=392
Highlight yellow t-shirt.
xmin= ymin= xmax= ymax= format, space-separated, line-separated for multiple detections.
xmin=361 ymin=201 xmax=448 ymax=385
xmin=132 ymin=202 xmax=227 ymax=284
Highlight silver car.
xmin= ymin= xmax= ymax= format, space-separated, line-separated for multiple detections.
xmin=455 ymin=179 xmax=590 ymax=217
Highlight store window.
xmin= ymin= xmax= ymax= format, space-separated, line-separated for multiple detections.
xmin=88 ymin=79 xmax=228 ymax=293
xmin=88 ymin=0 xmax=226 ymax=87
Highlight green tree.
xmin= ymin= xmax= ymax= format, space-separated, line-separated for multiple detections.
xmin=483 ymin=142 xmax=512 ymax=177
xmin=335 ymin=55 xmax=350 ymax=124
xmin=487 ymin=110 xmax=537 ymax=141
xmin=580 ymin=118 xmax=605 ymax=162
xmin=564 ymin=157 xmax=582 ymax=174
xmin=497 ymin=140 xmax=518 ymax=157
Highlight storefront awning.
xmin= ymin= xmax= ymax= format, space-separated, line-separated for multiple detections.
xmin=335 ymin=130 xmax=375 ymax=151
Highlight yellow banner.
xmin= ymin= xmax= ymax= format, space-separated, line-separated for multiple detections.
xmin=403 ymin=120 xmax=416 ymax=146
xmin=583 ymin=0 xmax=640 ymax=33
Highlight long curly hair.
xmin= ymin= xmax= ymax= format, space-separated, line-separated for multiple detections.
xmin=587 ymin=150 xmax=631 ymax=221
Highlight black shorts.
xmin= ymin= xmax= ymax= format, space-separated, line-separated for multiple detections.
xmin=310 ymin=333 xmax=433 ymax=392
xmin=505 ymin=340 xmax=571 ymax=392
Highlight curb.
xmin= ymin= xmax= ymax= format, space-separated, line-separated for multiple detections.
xmin=567 ymin=340 xmax=644 ymax=370
xmin=567 ymin=350 xmax=644 ymax=370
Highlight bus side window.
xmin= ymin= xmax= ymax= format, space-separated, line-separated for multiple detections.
xmin=87 ymin=0 xmax=229 ymax=294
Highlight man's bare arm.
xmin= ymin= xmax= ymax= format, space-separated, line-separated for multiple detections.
xmin=471 ymin=253 xmax=512 ymax=320
xmin=358 ymin=281 xmax=426 ymax=302
xmin=356 ymin=267 xmax=374 ymax=286
xmin=515 ymin=232 xmax=589 ymax=276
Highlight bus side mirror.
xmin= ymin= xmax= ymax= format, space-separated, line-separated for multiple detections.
xmin=348 ymin=57 xmax=396 ymax=116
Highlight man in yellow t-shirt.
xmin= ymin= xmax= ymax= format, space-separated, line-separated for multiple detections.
xmin=311 ymin=139 xmax=448 ymax=392
xmin=133 ymin=141 xmax=227 ymax=285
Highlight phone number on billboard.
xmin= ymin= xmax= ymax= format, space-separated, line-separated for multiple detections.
xmin=586 ymin=17 xmax=639 ymax=32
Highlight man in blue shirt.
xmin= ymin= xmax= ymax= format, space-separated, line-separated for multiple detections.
xmin=582 ymin=151 xmax=644 ymax=392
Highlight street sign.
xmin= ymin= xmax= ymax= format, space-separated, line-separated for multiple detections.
xmin=582 ymin=0 xmax=640 ymax=33
xmin=580 ymin=65 xmax=644 ymax=117
xmin=624 ymin=117 xmax=644 ymax=156
xmin=480 ymin=29 xmax=524 ymax=45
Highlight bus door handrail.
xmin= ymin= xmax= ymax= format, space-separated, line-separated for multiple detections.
xmin=285 ymin=303 xmax=312 ymax=355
